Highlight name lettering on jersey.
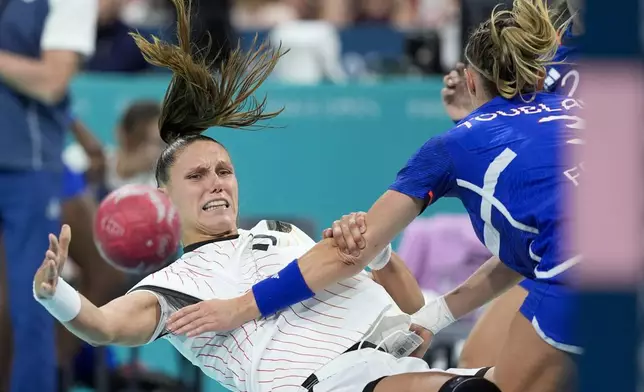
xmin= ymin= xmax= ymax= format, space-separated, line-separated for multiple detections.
xmin=562 ymin=98 xmax=584 ymax=111
xmin=563 ymin=162 xmax=585 ymax=187
xmin=457 ymin=98 xmax=584 ymax=129
xmin=497 ymin=109 xmax=521 ymax=117
xmin=538 ymin=103 xmax=563 ymax=113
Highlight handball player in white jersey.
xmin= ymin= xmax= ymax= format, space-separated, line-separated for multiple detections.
xmin=31 ymin=1 xmax=499 ymax=391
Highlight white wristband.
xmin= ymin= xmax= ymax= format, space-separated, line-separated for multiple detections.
xmin=368 ymin=244 xmax=392 ymax=271
xmin=34 ymin=277 xmax=82 ymax=322
xmin=410 ymin=295 xmax=456 ymax=335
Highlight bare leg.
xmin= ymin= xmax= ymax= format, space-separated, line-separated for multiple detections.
xmin=491 ymin=311 xmax=576 ymax=392
xmin=458 ymin=284 xmax=528 ymax=367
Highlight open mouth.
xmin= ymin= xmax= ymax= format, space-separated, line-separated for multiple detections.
xmin=202 ymin=200 xmax=230 ymax=212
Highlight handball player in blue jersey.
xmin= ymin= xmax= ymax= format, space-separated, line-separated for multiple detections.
xmin=163 ymin=1 xmax=583 ymax=391
xmin=453 ymin=0 xmax=584 ymax=369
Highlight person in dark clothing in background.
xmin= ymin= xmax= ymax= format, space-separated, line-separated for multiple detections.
xmin=171 ymin=0 xmax=235 ymax=68
xmin=459 ymin=0 xmax=513 ymax=51
xmin=0 ymin=0 xmax=98 ymax=390
xmin=86 ymin=0 xmax=150 ymax=73
xmin=88 ymin=0 xmax=235 ymax=73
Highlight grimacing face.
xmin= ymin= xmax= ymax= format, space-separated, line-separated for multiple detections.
xmin=164 ymin=140 xmax=239 ymax=242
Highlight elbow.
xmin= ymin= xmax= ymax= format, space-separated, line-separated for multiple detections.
xmin=400 ymin=295 xmax=425 ymax=315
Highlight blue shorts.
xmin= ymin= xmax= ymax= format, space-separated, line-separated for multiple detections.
xmin=518 ymin=279 xmax=535 ymax=291
xmin=519 ymin=279 xmax=581 ymax=355
xmin=63 ymin=165 xmax=86 ymax=200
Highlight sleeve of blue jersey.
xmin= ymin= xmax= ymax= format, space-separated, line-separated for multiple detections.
xmin=388 ymin=135 xmax=455 ymax=207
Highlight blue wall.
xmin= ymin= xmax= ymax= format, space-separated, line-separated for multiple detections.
xmin=70 ymin=75 xmax=465 ymax=391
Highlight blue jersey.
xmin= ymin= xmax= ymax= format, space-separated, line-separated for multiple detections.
xmin=544 ymin=27 xmax=581 ymax=97
xmin=390 ymin=93 xmax=583 ymax=284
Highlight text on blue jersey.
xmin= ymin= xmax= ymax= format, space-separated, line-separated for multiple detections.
xmin=390 ymin=93 xmax=584 ymax=283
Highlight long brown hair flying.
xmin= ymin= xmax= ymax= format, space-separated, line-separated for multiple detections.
xmin=129 ymin=0 xmax=287 ymax=144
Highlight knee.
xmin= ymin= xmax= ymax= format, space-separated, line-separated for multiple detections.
xmin=438 ymin=376 xmax=502 ymax=392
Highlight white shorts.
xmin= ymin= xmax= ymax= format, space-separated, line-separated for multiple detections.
xmin=297 ymin=348 xmax=486 ymax=392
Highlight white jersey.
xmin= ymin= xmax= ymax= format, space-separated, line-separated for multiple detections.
xmin=129 ymin=220 xmax=399 ymax=392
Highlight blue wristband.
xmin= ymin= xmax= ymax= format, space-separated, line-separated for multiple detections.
xmin=251 ymin=259 xmax=315 ymax=318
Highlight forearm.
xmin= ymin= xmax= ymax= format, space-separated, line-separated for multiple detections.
xmin=36 ymin=279 xmax=158 ymax=347
xmin=410 ymin=256 xmax=522 ymax=335
xmin=70 ymin=120 xmax=103 ymax=157
xmin=63 ymin=295 xmax=116 ymax=346
xmin=372 ymin=251 xmax=425 ymax=314
xmin=0 ymin=51 xmax=72 ymax=104
xmin=298 ymin=192 xmax=423 ymax=292
xmin=234 ymin=239 xmax=359 ymax=322
xmin=444 ymin=256 xmax=523 ymax=320
xmin=237 ymin=191 xmax=423 ymax=322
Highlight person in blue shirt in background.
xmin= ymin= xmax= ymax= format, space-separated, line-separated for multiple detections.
xmin=164 ymin=1 xmax=585 ymax=391
xmin=0 ymin=0 xmax=97 ymax=390
xmin=439 ymin=0 xmax=585 ymax=371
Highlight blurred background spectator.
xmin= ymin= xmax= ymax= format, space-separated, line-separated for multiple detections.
xmin=83 ymin=0 xmax=492 ymax=78
xmin=105 ymin=101 xmax=164 ymax=192
xmin=86 ymin=0 xmax=152 ymax=72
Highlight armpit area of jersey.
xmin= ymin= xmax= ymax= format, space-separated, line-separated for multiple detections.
xmin=131 ymin=285 xmax=200 ymax=340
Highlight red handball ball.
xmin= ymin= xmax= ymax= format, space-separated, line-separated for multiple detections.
xmin=94 ymin=184 xmax=181 ymax=274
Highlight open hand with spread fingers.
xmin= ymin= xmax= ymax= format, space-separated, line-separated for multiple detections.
xmin=34 ymin=224 xmax=72 ymax=299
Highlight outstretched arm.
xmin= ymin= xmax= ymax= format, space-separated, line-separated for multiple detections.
xmin=34 ymin=225 xmax=162 ymax=347
xmin=62 ymin=291 xmax=162 ymax=347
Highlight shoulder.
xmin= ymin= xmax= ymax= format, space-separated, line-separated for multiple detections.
xmin=127 ymin=259 xmax=208 ymax=301
xmin=249 ymin=220 xmax=316 ymax=248
xmin=253 ymin=219 xmax=296 ymax=233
